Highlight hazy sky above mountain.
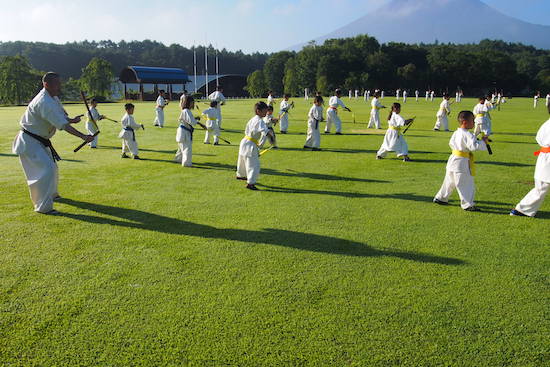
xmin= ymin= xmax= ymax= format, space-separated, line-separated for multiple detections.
xmin=0 ymin=0 xmax=548 ymax=53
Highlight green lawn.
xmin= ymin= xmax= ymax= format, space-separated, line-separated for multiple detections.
xmin=0 ymin=96 xmax=548 ymax=366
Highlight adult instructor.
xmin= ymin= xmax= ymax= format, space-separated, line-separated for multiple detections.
xmin=12 ymin=72 xmax=94 ymax=214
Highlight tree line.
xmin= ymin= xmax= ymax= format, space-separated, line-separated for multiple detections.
xmin=0 ymin=39 xmax=268 ymax=82
xmin=245 ymin=35 xmax=550 ymax=98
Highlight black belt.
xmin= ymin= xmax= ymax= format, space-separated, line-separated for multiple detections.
xmin=22 ymin=129 xmax=61 ymax=161
xmin=179 ymin=124 xmax=194 ymax=141
xmin=124 ymin=127 xmax=135 ymax=141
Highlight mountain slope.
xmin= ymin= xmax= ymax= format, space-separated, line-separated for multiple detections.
xmin=290 ymin=0 xmax=550 ymax=50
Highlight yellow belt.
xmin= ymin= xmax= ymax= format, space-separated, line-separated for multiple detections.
xmin=476 ymin=113 xmax=485 ymax=118
xmin=389 ymin=126 xmax=402 ymax=134
xmin=245 ymin=136 xmax=259 ymax=145
xmin=207 ymin=117 xmax=217 ymax=121
xmin=452 ymin=150 xmax=475 ymax=176
xmin=372 ymin=106 xmax=380 ymax=110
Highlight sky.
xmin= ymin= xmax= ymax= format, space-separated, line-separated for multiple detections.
xmin=0 ymin=0 xmax=548 ymax=53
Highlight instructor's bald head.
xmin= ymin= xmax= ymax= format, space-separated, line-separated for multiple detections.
xmin=42 ymin=72 xmax=62 ymax=96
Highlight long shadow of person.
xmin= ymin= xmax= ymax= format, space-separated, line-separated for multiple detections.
xmin=57 ymin=198 xmax=465 ymax=266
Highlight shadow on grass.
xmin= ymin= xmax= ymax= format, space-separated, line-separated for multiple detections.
xmin=57 ymin=198 xmax=465 ymax=265
xmin=0 ymin=153 xmax=17 ymax=157
xmin=412 ymin=158 xmax=534 ymax=168
xmin=276 ymin=147 xmax=379 ymax=154
xmin=193 ymin=162 xmax=389 ymax=183
xmin=98 ymin=145 xmax=217 ymax=156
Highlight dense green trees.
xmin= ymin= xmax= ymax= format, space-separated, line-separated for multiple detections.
xmin=253 ymin=35 xmax=550 ymax=97
xmin=245 ymin=70 xmax=267 ymax=98
xmin=80 ymin=57 xmax=114 ymax=98
xmin=0 ymin=56 xmax=40 ymax=105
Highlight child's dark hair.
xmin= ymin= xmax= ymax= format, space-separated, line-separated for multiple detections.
xmin=125 ymin=103 xmax=134 ymax=110
xmin=388 ymin=103 xmax=400 ymax=120
xmin=314 ymin=95 xmax=324 ymax=105
xmin=267 ymin=105 xmax=274 ymax=112
xmin=283 ymin=94 xmax=290 ymax=99
xmin=90 ymin=98 xmax=98 ymax=104
xmin=255 ymin=101 xmax=268 ymax=112
xmin=159 ymin=90 xmax=165 ymax=94
xmin=335 ymin=89 xmax=342 ymax=96
xmin=478 ymin=96 xmax=486 ymax=101
xmin=183 ymin=96 xmax=194 ymax=109
xmin=210 ymin=101 xmax=218 ymax=108
xmin=443 ymin=93 xmax=450 ymax=99
xmin=458 ymin=110 xmax=474 ymax=122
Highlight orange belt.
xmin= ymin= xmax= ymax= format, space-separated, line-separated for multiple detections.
xmin=534 ymin=147 xmax=550 ymax=156
xmin=329 ymin=106 xmax=338 ymax=110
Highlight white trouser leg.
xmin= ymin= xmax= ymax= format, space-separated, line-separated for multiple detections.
xmin=436 ymin=171 xmax=475 ymax=209
xmin=155 ymin=109 xmax=164 ymax=127
xmin=434 ymin=116 xmax=441 ymax=130
xmin=305 ymin=124 xmax=315 ymax=147
xmin=204 ymin=129 xmax=212 ymax=143
xmin=515 ymin=180 xmax=550 ymax=217
xmin=374 ymin=112 xmax=381 ymax=129
xmin=334 ymin=114 xmax=342 ymax=133
xmin=122 ymin=140 xmax=129 ymax=154
xmin=313 ymin=127 xmax=320 ymax=148
xmin=368 ymin=111 xmax=376 ymax=128
xmin=236 ymin=154 xmax=247 ymax=178
xmin=124 ymin=138 xmax=139 ymax=157
xmin=396 ymin=137 xmax=409 ymax=157
xmin=178 ymin=142 xmax=192 ymax=167
xmin=245 ymin=155 xmax=260 ymax=184
xmin=217 ymin=107 xmax=222 ymax=129
xmin=280 ymin=115 xmax=289 ymax=132
xmin=86 ymin=122 xmax=98 ymax=147
xmin=18 ymin=145 xmax=58 ymax=213
xmin=441 ymin=115 xmax=449 ymax=131
xmin=376 ymin=145 xmax=389 ymax=158
xmin=325 ymin=110 xmax=335 ymax=132
xmin=213 ymin=123 xmax=220 ymax=144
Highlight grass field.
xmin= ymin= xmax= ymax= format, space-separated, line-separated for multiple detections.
xmin=0 ymin=96 xmax=549 ymax=366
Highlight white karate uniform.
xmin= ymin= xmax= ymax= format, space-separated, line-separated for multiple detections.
xmin=208 ymin=91 xmax=226 ymax=128
xmin=236 ymin=115 xmax=268 ymax=184
xmin=279 ymin=100 xmax=292 ymax=132
xmin=434 ymin=99 xmax=451 ymax=131
xmin=381 ymin=91 xmax=385 ymax=99
xmin=86 ymin=107 xmax=101 ymax=147
xmin=305 ymin=88 xmax=309 ymax=100
xmin=515 ymin=119 xmax=550 ymax=216
xmin=355 ymin=90 xmax=359 ymax=99
xmin=325 ymin=96 xmax=347 ymax=133
xmin=305 ymin=105 xmax=323 ymax=148
xmin=425 ymin=91 xmax=429 ymax=101
xmin=415 ymin=90 xmax=419 ymax=102
xmin=456 ymin=92 xmax=460 ymax=102
xmin=368 ymin=97 xmax=383 ymax=129
xmin=396 ymin=90 xmax=400 ymax=100
xmin=365 ymin=90 xmax=370 ymax=102
xmin=473 ymin=102 xmax=494 ymax=136
xmin=434 ymin=128 xmax=487 ymax=209
xmin=534 ymin=95 xmax=539 ymax=108
xmin=179 ymin=93 xmax=188 ymax=109
xmin=175 ymin=109 xmax=198 ymax=167
xmin=546 ymin=94 xmax=550 ymax=107
xmin=430 ymin=91 xmax=435 ymax=101
xmin=154 ymin=95 xmax=166 ymax=127
xmin=348 ymin=90 xmax=352 ymax=99
xmin=267 ymin=95 xmax=275 ymax=107
xmin=202 ymin=107 xmax=221 ymax=144
xmin=118 ymin=113 xmax=141 ymax=157
xmin=403 ymin=91 xmax=407 ymax=103
xmin=377 ymin=112 xmax=409 ymax=158
xmin=12 ymin=88 xmax=68 ymax=213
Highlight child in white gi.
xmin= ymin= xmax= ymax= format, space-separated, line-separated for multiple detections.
xmin=175 ymin=96 xmax=200 ymax=167
xmin=208 ymin=87 xmax=226 ymax=128
xmin=267 ymin=91 xmax=275 ymax=107
xmin=433 ymin=94 xmax=451 ymax=131
xmin=376 ymin=103 xmax=413 ymax=161
xmin=534 ymin=92 xmax=540 ymax=108
xmin=368 ymin=92 xmax=385 ymax=129
xmin=473 ymin=96 xmax=494 ymax=137
xmin=403 ymin=90 xmax=407 ymax=103
xmin=236 ymin=102 xmax=269 ymax=190
xmin=415 ymin=90 xmax=419 ymax=102
xmin=86 ymin=98 xmax=104 ymax=148
xmin=511 ymin=105 xmax=550 ymax=217
xmin=202 ymin=101 xmax=221 ymax=145
xmin=264 ymin=105 xmax=278 ymax=148
xmin=325 ymin=89 xmax=350 ymax=134
xmin=154 ymin=90 xmax=167 ymax=128
xmin=119 ymin=103 xmax=144 ymax=159
xmin=304 ymin=96 xmax=324 ymax=151
xmin=279 ymin=94 xmax=293 ymax=134
xmin=434 ymin=111 xmax=489 ymax=211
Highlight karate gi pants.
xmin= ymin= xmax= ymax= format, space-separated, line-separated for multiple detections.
xmin=16 ymin=137 xmax=59 ymax=213
xmin=305 ymin=121 xmax=320 ymax=148
xmin=435 ymin=170 xmax=476 ymax=209
xmin=154 ymin=109 xmax=164 ymax=127
xmin=368 ymin=110 xmax=381 ymax=129
xmin=325 ymin=109 xmax=342 ymax=133
xmin=515 ymin=180 xmax=550 ymax=217
xmin=279 ymin=114 xmax=289 ymax=132
xmin=175 ymin=142 xmax=193 ymax=167
xmin=204 ymin=122 xmax=220 ymax=144
xmin=122 ymin=138 xmax=139 ymax=157
xmin=236 ymin=154 xmax=260 ymax=184
xmin=216 ymin=107 xmax=223 ymax=129
xmin=434 ymin=114 xmax=449 ymax=131
xmin=86 ymin=122 xmax=99 ymax=147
